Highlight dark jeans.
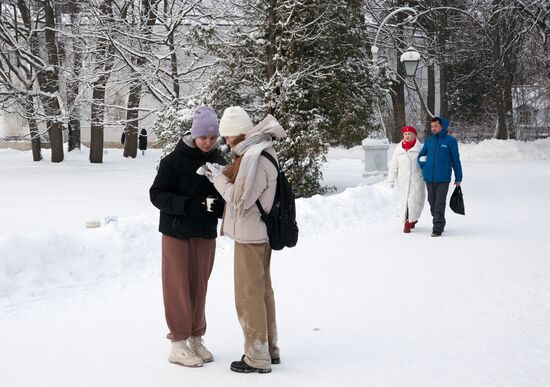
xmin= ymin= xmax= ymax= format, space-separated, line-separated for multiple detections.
xmin=426 ymin=182 xmax=450 ymax=233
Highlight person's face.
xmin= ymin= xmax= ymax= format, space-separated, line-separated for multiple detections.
xmin=403 ymin=132 xmax=416 ymax=142
xmin=194 ymin=135 xmax=218 ymax=153
xmin=431 ymin=121 xmax=443 ymax=134
xmin=225 ymin=136 xmax=240 ymax=149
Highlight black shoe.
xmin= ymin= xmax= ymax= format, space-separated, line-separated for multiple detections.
xmin=271 ymin=357 xmax=281 ymax=365
xmin=431 ymin=231 xmax=442 ymax=237
xmin=230 ymin=355 xmax=271 ymax=374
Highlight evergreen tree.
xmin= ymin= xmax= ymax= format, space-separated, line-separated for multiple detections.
xmin=319 ymin=0 xmax=381 ymax=147
xmin=199 ymin=0 xmax=381 ymax=197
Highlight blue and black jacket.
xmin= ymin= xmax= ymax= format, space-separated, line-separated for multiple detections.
xmin=418 ymin=117 xmax=463 ymax=183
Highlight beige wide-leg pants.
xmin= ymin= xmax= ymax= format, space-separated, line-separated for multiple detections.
xmin=234 ymin=242 xmax=280 ymax=369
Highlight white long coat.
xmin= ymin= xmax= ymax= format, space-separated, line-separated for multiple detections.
xmin=388 ymin=140 xmax=426 ymax=222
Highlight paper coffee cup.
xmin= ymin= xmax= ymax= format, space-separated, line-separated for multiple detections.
xmin=205 ymin=196 xmax=216 ymax=212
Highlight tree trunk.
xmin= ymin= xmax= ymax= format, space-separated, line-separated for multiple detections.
xmin=426 ymin=63 xmax=436 ymax=137
xmin=42 ymin=0 xmax=64 ymax=162
xmin=123 ymin=81 xmax=142 ymax=158
xmin=90 ymin=86 xmax=106 ymax=163
xmin=495 ymin=91 xmax=508 ymax=139
xmin=18 ymin=0 xmax=64 ymax=162
xmin=264 ymin=0 xmax=278 ymax=114
xmin=504 ymin=85 xmax=515 ymax=139
xmin=122 ymin=0 xmax=157 ymax=158
xmin=424 ymin=5 xmax=437 ymax=138
xmin=88 ymin=0 xmax=115 ymax=163
xmin=67 ymin=0 xmax=82 ymax=151
xmin=389 ymin=14 xmax=406 ymax=143
xmin=390 ymin=76 xmax=406 ymax=143
xmin=26 ymin=95 xmax=42 ymax=161
xmin=490 ymin=2 xmax=509 ymax=140
xmin=437 ymin=3 xmax=449 ymax=118
xmin=168 ymin=32 xmax=180 ymax=99
xmin=266 ymin=0 xmax=277 ymax=81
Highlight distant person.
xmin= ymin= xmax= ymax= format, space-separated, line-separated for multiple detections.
xmin=388 ymin=126 xmax=426 ymax=233
xmin=202 ymin=106 xmax=284 ymax=374
xmin=418 ymin=117 xmax=463 ymax=237
xmin=149 ymin=107 xmax=226 ymax=367
xmin=139 ymin=128 xmax=148 ymax=155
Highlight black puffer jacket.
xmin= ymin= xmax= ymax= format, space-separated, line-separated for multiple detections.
xmin=150 ymin=136 xmax=227 ymax=240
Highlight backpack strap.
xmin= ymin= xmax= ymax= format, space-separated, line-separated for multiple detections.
xmin=260 ymin=150 xmax=280 ymax=172
xmin=256 ymin=151 xmax=279 ymax=216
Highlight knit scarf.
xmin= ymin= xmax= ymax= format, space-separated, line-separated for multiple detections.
xmin=229 ymin=132 xmax=273 ymax=218
xmin=402 ymin=138 xmax=416 ymax=151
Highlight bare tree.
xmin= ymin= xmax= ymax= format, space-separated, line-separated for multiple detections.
xmin=0 ymin=1 xmax=43 ymax=161
xmin=1 ymin=0 xmax=66 ymax=161
xmin=17 ymin=0 xmax=64 ymax=162
xmin=89 ymin=0 xmax=119 ymax=163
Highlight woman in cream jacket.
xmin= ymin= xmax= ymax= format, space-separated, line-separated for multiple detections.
xmin=211 ymin=106 xmax=285 ymax=374
xmin=388 ymin=126 xmax=426 ymax=233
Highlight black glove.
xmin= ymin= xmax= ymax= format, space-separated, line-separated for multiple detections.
xmin=186 ymin=197 xmax=207 ymax=217
xmin=210 ymin=198 xmax=225 ymax=218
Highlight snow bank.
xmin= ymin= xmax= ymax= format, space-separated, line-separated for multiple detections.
xmin=0 ymin=217 xmax=161 ymax=302
xmin=0 ymin=183 xmax=396 ymax=302
xmin=460 ymin=138 xmax=550 ymax=160
xmin=297 ymin=183 xmax=395 ymax=237
xmin=328 ymin=138 xmax=550 ymax=161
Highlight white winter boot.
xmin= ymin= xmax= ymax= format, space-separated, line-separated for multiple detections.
xmin=188 ymin=336 xmax=214 ymax=363
xmin=169 ymin=340 xmax=203 ymax=367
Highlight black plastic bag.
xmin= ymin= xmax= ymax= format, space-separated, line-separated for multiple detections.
xmin=450 ymin=185 xmax=465 ymax=215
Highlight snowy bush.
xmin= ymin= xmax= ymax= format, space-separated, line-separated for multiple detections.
xmin=152 ymin=105 xmax=194 ymax=160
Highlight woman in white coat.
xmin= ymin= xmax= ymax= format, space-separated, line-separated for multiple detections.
xmin=388 ymin=126 xmax=426 ymax=233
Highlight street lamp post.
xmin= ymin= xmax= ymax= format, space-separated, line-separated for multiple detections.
xmin=370 ymin=7 xmax=418 ymax=66
xmin=363 ymin=7 xmax=424 ymax=179
xmin=400 ymin=46 xmax=421 ymax=77
xmin=370 ymin=7 xmax=433 ymax=118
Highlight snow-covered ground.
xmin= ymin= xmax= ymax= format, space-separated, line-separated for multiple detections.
xmin=1 ymin=139 xmax=550 ymax=387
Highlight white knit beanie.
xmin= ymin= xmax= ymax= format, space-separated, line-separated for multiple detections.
xmin=219 ymin=106 xmax=254 ymax=137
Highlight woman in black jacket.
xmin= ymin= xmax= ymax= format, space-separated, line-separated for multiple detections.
xmin=150 ymin=107 xmax=227 ymax=368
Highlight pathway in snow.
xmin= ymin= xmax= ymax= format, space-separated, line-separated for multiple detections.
xmin=1 ymin=151 xmax=549 ymax=386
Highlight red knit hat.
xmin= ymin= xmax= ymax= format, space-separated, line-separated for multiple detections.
xmin=402 ymin=126 xmax=417 ymax=135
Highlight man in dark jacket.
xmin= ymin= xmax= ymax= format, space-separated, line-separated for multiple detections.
xmin=150 ymin=107 xmax=227 ymax=367
xmin=418 ymin=116 xmax=463 ymax=237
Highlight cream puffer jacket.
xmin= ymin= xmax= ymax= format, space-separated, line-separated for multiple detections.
xmin=388 ymin=140 xmax=426 ymax=222
xmin=213 ymin=147 xmax=278 ymax=244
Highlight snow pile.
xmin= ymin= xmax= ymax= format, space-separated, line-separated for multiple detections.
xmin=0 ymin=182 xmax=397 ymax=302
xmin=328 ymin=137 xmax=550 ymax=162
xmin=0 ymin=217 xmax=161 ymax=302
xmin=459 ymin=138 xmax=550 ymax=160
xmin=297 ymin=183 xmax=395 ymax=237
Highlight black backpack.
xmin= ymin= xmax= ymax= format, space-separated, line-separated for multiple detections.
xmin=256 ymin=151 xmax=299 ymax=250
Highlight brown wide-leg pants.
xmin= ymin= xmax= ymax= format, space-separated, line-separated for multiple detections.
xmin=162 ymin=235 xmax=215 ymax=342
xmin=234 ymin=242 xmax=280 ymax=370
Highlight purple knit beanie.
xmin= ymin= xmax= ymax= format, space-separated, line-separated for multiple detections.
xmin=191 ymin=107 xmax=220 ymax=139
